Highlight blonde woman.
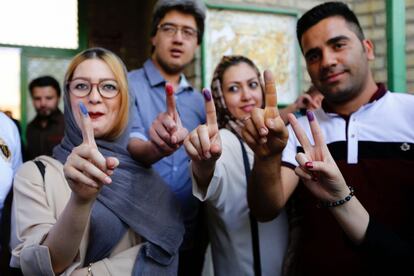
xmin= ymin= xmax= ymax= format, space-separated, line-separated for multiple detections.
xmin=11 ymin=48 xmax=183 ymax=275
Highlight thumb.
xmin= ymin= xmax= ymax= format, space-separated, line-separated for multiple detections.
xmin=263 ymin=70 xmax=280 ymax=119
xmin=106 ymin=157 xmax=119 ymax=170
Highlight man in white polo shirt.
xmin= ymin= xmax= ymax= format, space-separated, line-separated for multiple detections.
xmin=243 ymin=2 xmax=414 ymax=275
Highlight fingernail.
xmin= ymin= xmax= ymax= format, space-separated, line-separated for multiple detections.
xmin=260 ymin=137 xmax=267 ymax=144
xmin=166 ymin=83 xmax=174 ymax=96
xmin=171 ymin=135 xmax=177 ymax=144
xmin=260 ymin=128 xmax=267 ymax=135
xmin=266 ymin=118 xmax=275 ymax=128
xmin=306 ymin=110 xmax=314 ymax=122
xmin=202 ymin=88 xmax=212 ymax=101
xmin=204 ymin=151 xmax=211 ymax=159
xmin=305 ymin=161 xmax=313 ymax=169
xmin=79 ymin=102 xmax=88 ymax=116
xmin=105 ymin=177 xmax=112 ymax=184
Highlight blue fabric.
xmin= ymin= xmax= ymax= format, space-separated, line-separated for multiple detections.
xmin=84 ymin=201 xmax=128 ymax=265
xmin=128 ymin=59 xmax=205 ymax=247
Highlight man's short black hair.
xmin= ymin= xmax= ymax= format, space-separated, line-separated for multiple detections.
xmin=297 ymin=2 xmax=365 ymax=50
xmin=151 ymin=0 xmax=206 ymax=44
xmin=29 ymin=76 xmax=61 ymax=98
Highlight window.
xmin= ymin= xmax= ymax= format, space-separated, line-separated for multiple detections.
xmin=0 ymin=0 xmax=83 ymax=142
xmin=0 ymin=0 xmax=78 ymax=49
xmin=0 ymin=48 xmax=21 ymax=119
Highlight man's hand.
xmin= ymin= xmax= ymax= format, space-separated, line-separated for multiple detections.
xmin=149 ymin=83 xmax=189 ymax=156
xmin=295 ymin=93 xmax=321 ymax=110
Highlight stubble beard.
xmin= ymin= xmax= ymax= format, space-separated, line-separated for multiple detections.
xmin=319 ymin=79 xmax=366 ymax=106
xmin=37 ymin=107 xmax=56 ymax=118
xmin=156 ymin=55 xmax=190 ymax=75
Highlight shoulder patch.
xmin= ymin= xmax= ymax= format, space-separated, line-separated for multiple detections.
xmin=0 ymin=137 xmax=11 ymax=161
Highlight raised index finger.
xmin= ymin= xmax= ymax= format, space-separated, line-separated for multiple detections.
xmin=165 ymin=83 xmax=176 ymax=118
xmin=263 ymin=70 xmax=279 ymax=118
xmin=79 ymin=102 xmax=97 ymax=147
xmin=306 ymin=110 xmax=325 ymax=147
xmin=202 ymin=88 xmax=218 ymax=134
xmin=287 ymin=113 xmax=312 ymax=153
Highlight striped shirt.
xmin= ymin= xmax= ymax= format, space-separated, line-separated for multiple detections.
xmin=282 ymin=84 xmax=414 ymax=275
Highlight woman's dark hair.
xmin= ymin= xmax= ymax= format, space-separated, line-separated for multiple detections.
xmin=212 ymin=55 xmax=261 ymax=89
xmin=210 ymin=55 xmax=264 ymax=134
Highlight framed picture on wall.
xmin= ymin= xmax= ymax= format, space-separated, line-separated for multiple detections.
xmin=202 ymin=3 xmax=301 ymax=105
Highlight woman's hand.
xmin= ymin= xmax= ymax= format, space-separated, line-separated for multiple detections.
xmin=289 ymin=112 xmax=370 ymax=244
xmin=184 ymin=89 xmax=221 ymax=190
xmin=64 ymin=102 xmax=119 ymax=203
xmin=288 ymin=112 xmax=349 ymax=202
xmin=184 ymin=88 xmax=222 ymax=165
xmin=242 ymin=70 xmax=288 ymax=159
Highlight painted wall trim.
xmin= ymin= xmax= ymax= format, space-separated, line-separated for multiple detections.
xmin=386 ymin=0 xmax=406 ymax=92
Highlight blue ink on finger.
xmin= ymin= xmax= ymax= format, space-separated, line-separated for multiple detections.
xmin=79 ymin=102 xmax=88 ymax=116
xmin=202 ymin=88 xmax=212 ymax=101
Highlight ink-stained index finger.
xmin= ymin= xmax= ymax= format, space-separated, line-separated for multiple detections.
xmin=202 ymin=88 xmax=218 ymax=134
xmin=306 ymin=110 xmax=325 ymax=147
xmin=263 ymin=70 xmax=279 ymax=118
xmin=165 ymin=83 xmax=177 ymax=119
xmin=79 ymin=102 xmax=97 ymax=147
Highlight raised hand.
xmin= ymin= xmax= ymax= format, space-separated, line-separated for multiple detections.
xmin=149 ymin=83 xmax=189 ymax=156
xmin=288 ymin=112 xmax=350 ymax=202
xmin=63 ymin=102 xmax=119 ymax=202
xmin=184 ymin=88 xmax=221 ymax=163
xmin=294 ymin=93 xmax=320 ymax=110
xmin=242 ymin=70 xmax=288 ymax=158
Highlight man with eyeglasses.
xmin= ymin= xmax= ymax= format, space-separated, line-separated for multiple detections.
xmin=127 ymin=0 xmax=207 ymax=275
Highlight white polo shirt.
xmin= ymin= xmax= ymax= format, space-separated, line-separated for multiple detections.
xmin=281 ymin=87 xmax=414 ymax=274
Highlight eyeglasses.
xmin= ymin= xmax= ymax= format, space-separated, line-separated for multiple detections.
xmin=157 ymin=23 xmax=198 ymax=40
xmin=68 ymin=78 xmax=120 ymax=99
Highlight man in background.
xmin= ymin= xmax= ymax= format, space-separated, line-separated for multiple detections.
xmin=26 ymin=76 xmax=64 ymax=160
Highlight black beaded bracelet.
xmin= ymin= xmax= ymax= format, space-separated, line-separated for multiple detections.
xmin=317 ymin=186 xmax=355 ymax=208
